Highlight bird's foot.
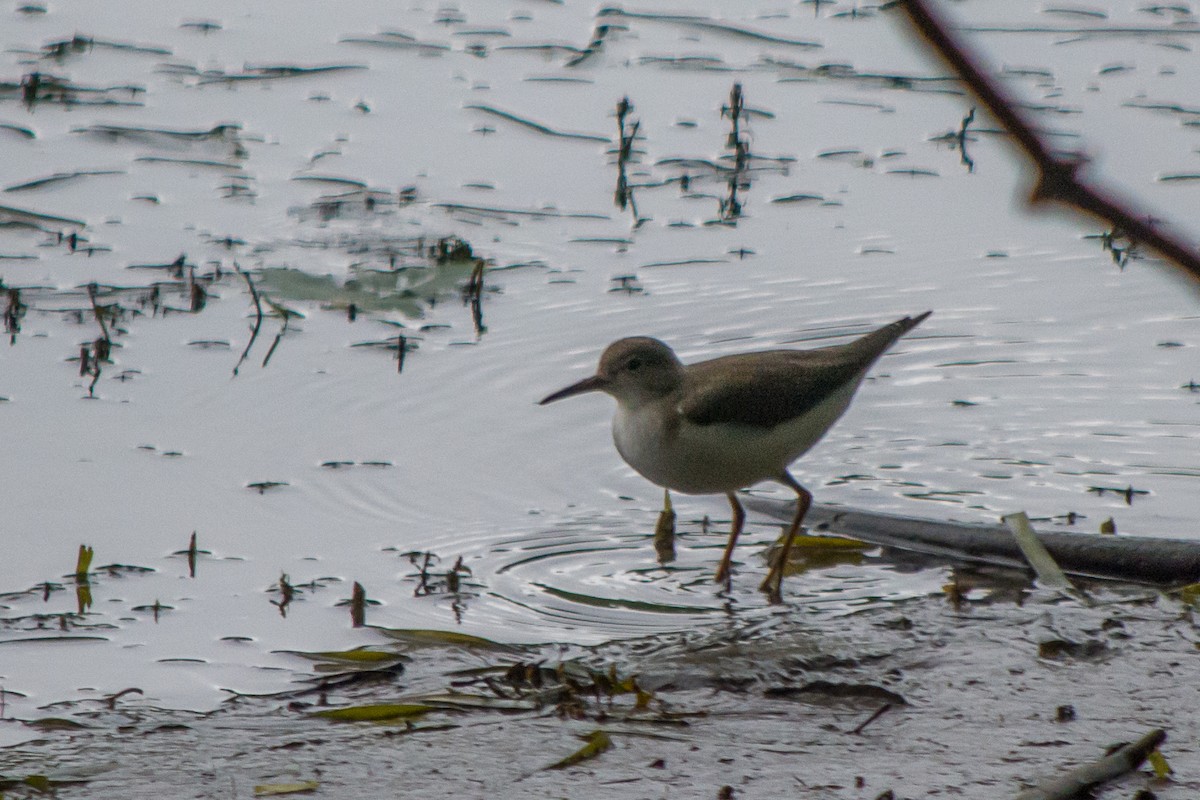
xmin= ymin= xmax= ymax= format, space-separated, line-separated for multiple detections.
xmin=758 ymin=565 xmax=785 ymax=603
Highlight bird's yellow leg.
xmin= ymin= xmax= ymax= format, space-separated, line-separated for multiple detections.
xmin=714 ymin=492 xmax=745 ymax=584
xmin=760 ymin=474 xmax=813 ymax=602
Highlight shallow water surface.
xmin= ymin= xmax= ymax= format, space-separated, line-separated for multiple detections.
xmin=0 ymin=0 xmax=1198 ymax=751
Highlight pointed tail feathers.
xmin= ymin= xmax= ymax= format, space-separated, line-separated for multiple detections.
xmin=844 ymin=310 xmax=932 ymax=366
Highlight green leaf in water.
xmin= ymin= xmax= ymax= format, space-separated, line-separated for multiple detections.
xmin=376 ymin=628 xmax=518 ymax=652
xmin=287 ymin=647 xmax=403 ymax=664
xmin=1148 ymin=749 xmax=1173 ymax=778
xmin=546 ymin=729 xmax=612 ymax=770
xmin=254 ymin=780 xmax=320 ymax=796
xmin=74 ymin=544 xmax=94 ymax=579
xmin=311 ymin=703 xmax=433 ymax=722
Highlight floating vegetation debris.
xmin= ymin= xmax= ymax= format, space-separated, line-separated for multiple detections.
xmin=407 ymin=552 xmax=472 ymax=606
xmin=608 ymin=274 xmax=643 ymax=294
xmin=131 ymin=599 xmax=173 ymax=622
xmin=271 ymin=573 xmax=296 ymax=617
xmin=347 ymin=582 xmax=368 ymax=627
xmin=73 ymin=544 xmax=94 ymax=582
xmin=546 ymin=729 xmax=612 ymax=770
xmin=71 ymin=545 xmax=94 ymax=613
xmin=612 ymin=96 xmax=642 ymax=221
xmin=3 ymin=282 xmax=26 ymax=342
xmin=72 ymin=122 xmax=246 ymax=160
xmin=168 ymin=531 xmax=207 ymax=578
xmin=0 ymin=202 xmax=85 ymax=232
xmin=770 ymin=192 xmax=824 ymax=204
xmin=1086 ymin=484 xmax=1148 ymax=505
xmin=4 ymin=170 xmax=125 ymax=193
xmin=253 ymin=780 xmax=320 ymax=797
xmin=311 ymin=702 xmax=433 ymax=722
xmin=620 ymin=83 xmax=790 ymax=226
xmin=339 ymin=31 xmax=451 ymax=55
xmin=9 ymin=70 xmax=145 ymax=109
xmin=247 ymin=480 xmax=289 ymax=494
xmin=465 ymin=103 xmax=610 ymax=142
xmin=718 ymin=83 xmax=749 ymax=222
xmin=39 ymin=33 xmax=170 ymax=60
xmin=564 ymin=15 xmax=619 ymax=68
xmin=195 ymin=63 xmax=367 ymax=85
xmin=597 ymin=8 xmax=821 ymax=49
xmin=461 ymin=258 xmax=487 ymax=336
xmin=179 ymin=19 xmax=222 ymax=34
xmin=375 ymin=628 xmax=518 ymax=653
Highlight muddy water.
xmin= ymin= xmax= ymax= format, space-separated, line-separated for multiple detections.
xmin=1 ymin=0 xmax=1198 ymax=793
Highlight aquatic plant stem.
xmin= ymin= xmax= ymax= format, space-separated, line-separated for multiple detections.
xmin=233 ymin=263 xmax=263 ymax=376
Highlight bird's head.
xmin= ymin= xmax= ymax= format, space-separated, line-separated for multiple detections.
xmin=539 ymin=337 xmax=684 ymax=408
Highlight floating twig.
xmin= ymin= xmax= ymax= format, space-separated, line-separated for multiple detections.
xmin=350 ymin=582 xmax=366 ymax=627
xmin=232 ymin=263 xmax=263 ymax=376
xmin=272 ymin=572 xmax=295 ymax=617
xmin=957 ymin=106 xmax=975 ymax=172
xmin=187 ymin=531 xmax=198 ymax=578
xmin=462 ymin=259 xmax=487 ymax=336
xmin=465 ymin=104 xmax=610 ymax=143
xmin=3 ymin=284 xmax=25 ymax=342
xmin=261 ymin=299 xmax=299 ymax=368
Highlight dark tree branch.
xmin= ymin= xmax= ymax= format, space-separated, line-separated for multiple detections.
xmin=896 ymin=0 xmax=1200 ymax=287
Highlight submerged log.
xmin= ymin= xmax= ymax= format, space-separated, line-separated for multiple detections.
xmin=744 ymin=499 xmax=1200 ymax=586
xmin=1012 ymin=728 xmax=1165 ymax=800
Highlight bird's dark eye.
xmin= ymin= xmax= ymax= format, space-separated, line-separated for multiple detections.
xmin=627 ymin=357 xmax=642 ymax=371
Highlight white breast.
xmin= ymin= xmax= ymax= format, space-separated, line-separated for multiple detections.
xmin=611 ymin=379 xmax=860 ymax=495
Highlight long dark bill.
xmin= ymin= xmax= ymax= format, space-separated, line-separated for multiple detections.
xmin=538 ymin=374 xmax=609 ymax=405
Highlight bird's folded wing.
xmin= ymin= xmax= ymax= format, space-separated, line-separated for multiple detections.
xmin=681 ymin=313 xmax=929 ymax=429
xmin=681 ymin=351 xmax=868 ymax=429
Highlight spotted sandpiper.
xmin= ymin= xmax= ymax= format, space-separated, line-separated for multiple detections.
xmin=539 ymin=311 xmax=931 ymax=601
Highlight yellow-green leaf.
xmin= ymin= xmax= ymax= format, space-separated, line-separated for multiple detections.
xmin=1148 ymin=749 xmax=1173 ymax=778
xmin=311 ymin=703 xmax=432 ymax=722
xmin=254 ymin=780 xmax=319 ymax=796
xmin=289 ymin=647 xmax=401 ymax=664
xmin=788 ymin=534 xmax=869 ymax=551
xmin=377 ymin=628 xmax=516 ymax=651
xmin=1176 ymin=583 xmax=1200 ymax=606
xmin=546 ymin=729 xmax=612 ymax=770
xmin=1002 ymin=512 xmax=1073 ymax=591
xmin=24 ymin=775 xmax=52 ymax=792
xmin=75 ymin=544 xmax=94 ymax=577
